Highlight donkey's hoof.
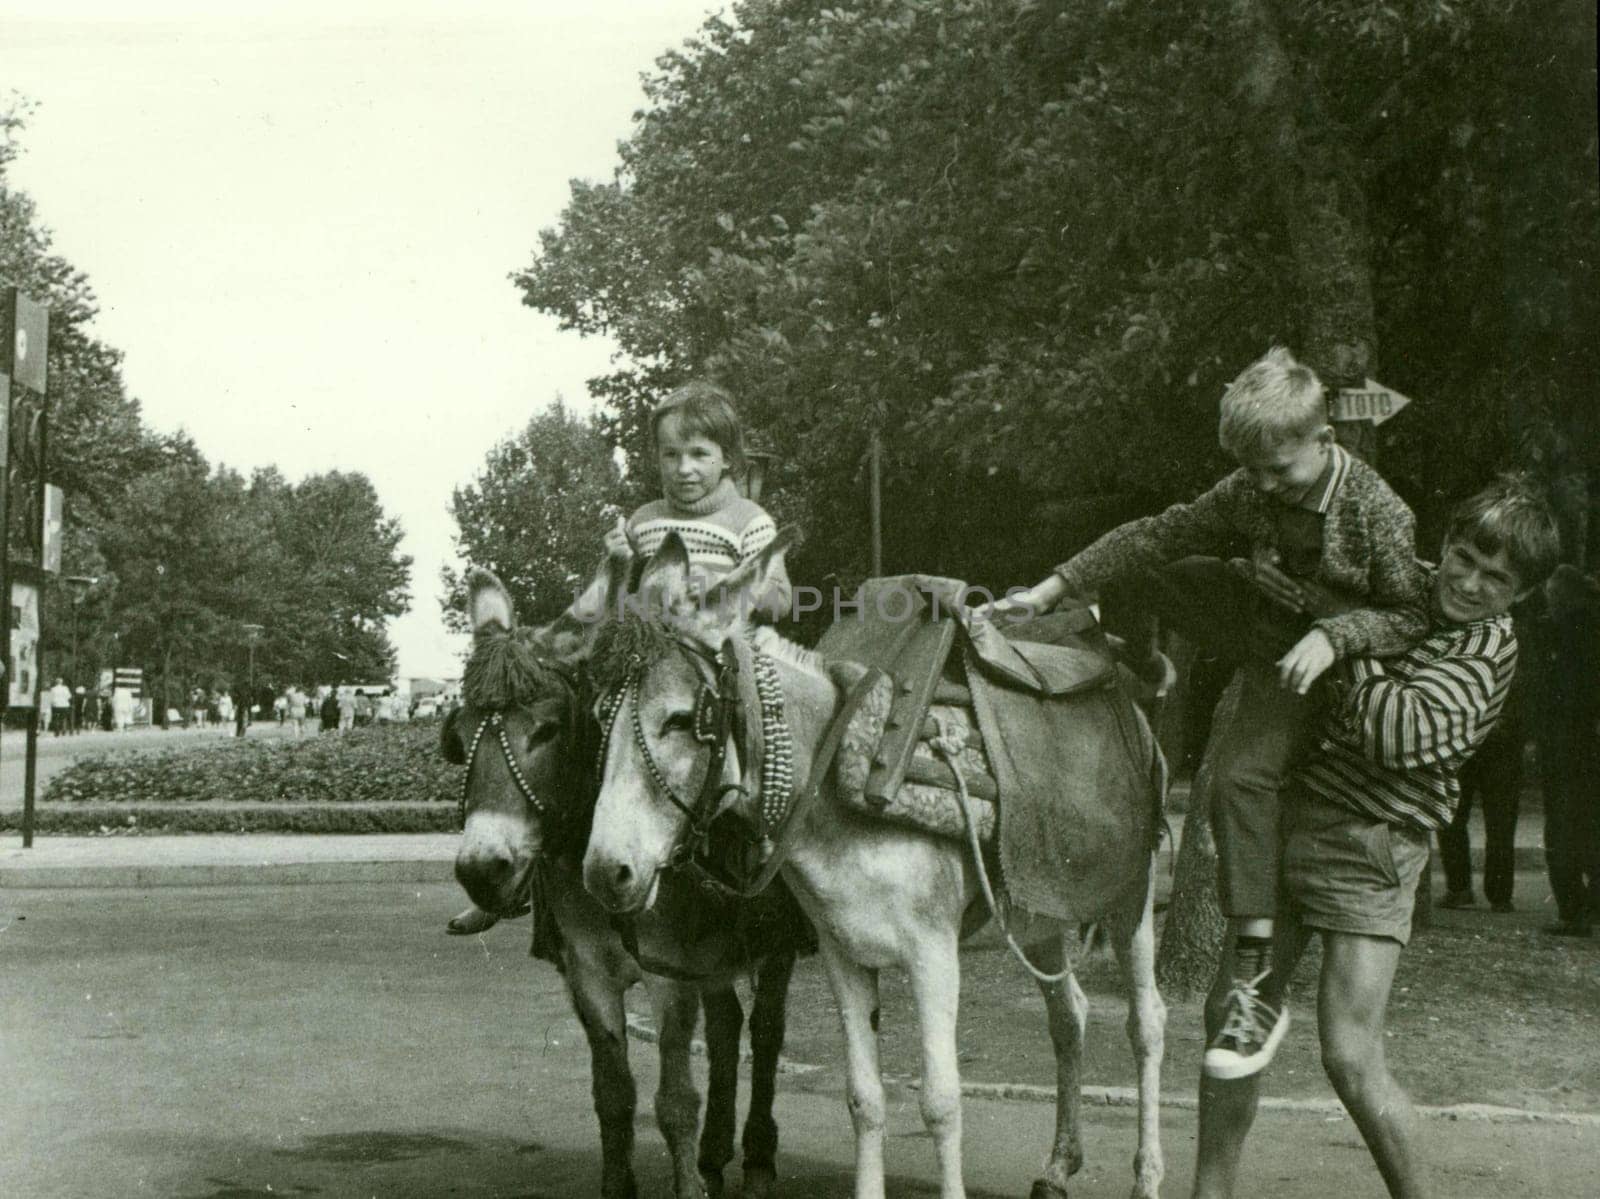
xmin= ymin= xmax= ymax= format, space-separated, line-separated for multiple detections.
xmin=743 ymin=1164 xmax=777 ymax=1199
xmin=1030 ymin=1179 xmax=1069 ymax=1199
xmin=698 ymin=1167 xmax=725 ymax=1199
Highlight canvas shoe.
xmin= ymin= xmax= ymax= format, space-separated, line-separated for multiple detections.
xmin=1203 ymin=971 xmax=1289 ymax=1080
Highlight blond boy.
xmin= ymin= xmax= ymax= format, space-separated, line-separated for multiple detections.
xmin=1001 ymin=347 xmax=1428 ymax=1077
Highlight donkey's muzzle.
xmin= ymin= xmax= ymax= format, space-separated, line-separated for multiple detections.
xmin=582 ymin=850 xmax=654 ymax=914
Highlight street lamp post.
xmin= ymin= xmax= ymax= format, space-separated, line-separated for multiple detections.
xmin=241 ymin=623 xmax=264 ymax=736
xmin=743 ymin=434 xmax=776 ymax=504
xmin=65 ymin=575 xmax=96 ymax=690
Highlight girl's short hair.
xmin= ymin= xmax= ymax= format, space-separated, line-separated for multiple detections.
xmin=1217 ymin=346 xmax=1328 ymax=458
xmin=1445 ymin=475 xmax=1562 ymax=589
xmin=650 ymin=380 xmax=746 ymax=474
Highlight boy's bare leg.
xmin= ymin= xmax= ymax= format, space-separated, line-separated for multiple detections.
xmin=1317 ymin=933 xmax=1428 ymax=1198
xmin=1192 ymin=921 xmax=1312 ymax=1199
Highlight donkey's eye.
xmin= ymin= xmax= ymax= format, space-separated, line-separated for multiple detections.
xmin=660 ymin=711 xmax=695 ymax=737
xmin=523 ymin=722 xmax=559 ymax=751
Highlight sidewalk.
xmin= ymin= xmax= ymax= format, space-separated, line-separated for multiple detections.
xmin=0 ymin=831 xmax=456 ymax=887
xmin=0 ymin=793 xmax=1549 ymax=887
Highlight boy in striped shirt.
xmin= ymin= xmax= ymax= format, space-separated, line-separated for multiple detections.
xmin=1192 ymin=477 xmax=1560 ymax=1199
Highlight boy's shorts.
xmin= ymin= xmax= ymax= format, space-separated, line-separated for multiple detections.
xmin=1280 ymin=785 xmax=1432 ymax=945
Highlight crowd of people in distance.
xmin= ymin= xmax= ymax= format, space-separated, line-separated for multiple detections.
xmin=23 ymin=679 xmax=454 ymax=739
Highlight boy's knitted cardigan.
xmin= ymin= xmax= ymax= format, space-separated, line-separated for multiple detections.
xmin=1053 ymin=457 xmax=1429 ymax=658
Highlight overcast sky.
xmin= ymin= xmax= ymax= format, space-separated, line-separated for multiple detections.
xmin=1 ymin=0 xmax=719 ymax=678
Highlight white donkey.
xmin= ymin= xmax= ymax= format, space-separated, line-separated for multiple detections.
xmin=581 ymin=536 xmax=1166 ymax=1199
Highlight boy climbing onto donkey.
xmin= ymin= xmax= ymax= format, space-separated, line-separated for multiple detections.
xmin=1191 ymin=477 xmax=1559 ymax=1197
xmin=996 ymin=346 xmax=1429 ymax=1078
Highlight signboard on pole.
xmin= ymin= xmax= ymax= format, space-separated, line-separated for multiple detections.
xmin=0 ymin=288 xmax=50 ymax=394
xmin=1331 ymin=379 xmax=1412 ymax=426
xmin=42 ymin=483 xmax=63 ymax=574
xmin=8 ymin=580 xmax=39 ymax=708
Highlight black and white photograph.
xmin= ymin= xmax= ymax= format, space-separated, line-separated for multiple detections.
xmin=2 ymin=2 xmax=1596 ymax=1196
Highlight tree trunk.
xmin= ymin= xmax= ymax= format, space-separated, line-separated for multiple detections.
xmin=1155 ymin=676 xmax=1239 ymax=998
xmin=1234 ymin=0 xmax=1380 ymax=455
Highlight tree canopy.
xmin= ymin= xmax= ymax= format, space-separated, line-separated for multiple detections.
xmin=442 ymin=399 xmax=624 ymax=629
xmin=517 ymin=0 xmax=1599 ymax=594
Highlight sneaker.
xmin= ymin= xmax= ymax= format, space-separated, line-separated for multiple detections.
xmin=1203 ymin=971 xmax=1289 ymax=1080
xmin=1439 ymin=890 xmax=1476 ymax=909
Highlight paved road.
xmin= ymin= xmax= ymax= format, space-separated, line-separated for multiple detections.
xmin=2 ymin=881 xmax=1591 ymax=1199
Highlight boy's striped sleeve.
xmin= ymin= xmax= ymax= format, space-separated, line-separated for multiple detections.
xmin=1337 ymin=629 xmax=1515 ymax=771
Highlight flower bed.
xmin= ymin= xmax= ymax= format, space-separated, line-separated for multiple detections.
xmin=43 ymin=723 xmax=455 ymax=807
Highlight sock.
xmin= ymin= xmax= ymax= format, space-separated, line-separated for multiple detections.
xmin=1235 ymin=935 xmax=1272 ymax=981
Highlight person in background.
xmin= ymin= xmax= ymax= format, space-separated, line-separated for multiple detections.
xmin=111 ymin=685 xmax=134 ymax=732
xmin=71 ymin=685 xmax=87 ymax=734
xmin=1528 ymin=563 xmax=1600 ymax=937
xmin=319 ymin=688 xmax=339 ymax=732
xmin=286 ymin=685 xmax=308 ymax=737
xmin=1437 ymin=619 xmax=1529 ymax=912
xmin=337 ymin=688 xmax=355 ymax=733
xmin=48 ymin=678 xmax=72 ymax=737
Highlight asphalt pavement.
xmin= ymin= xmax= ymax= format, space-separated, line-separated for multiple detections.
xmin=2 ymin=881 xmax=1592 ymax=1199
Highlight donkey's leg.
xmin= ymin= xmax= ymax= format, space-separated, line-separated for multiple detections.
xmin=564 ymin=958 xmax=640 ymax=1199
xmin=1110 ymin=885 xmax=1166 ymax=1199
xmin=646 ymin=976 xmax=709 ymax=1199
xmin=742 ymin=947 xmax=796 ymax=1199
xmin=907 ymin=929 xmax=967 ymax=1199
xmin=817 ymin=931 xmax=888 ymax=1199
xmin=1031 ymin=931 xmax=1089 ymax=1199
xmin=698 ymin=985 xmax=744 ymax=1199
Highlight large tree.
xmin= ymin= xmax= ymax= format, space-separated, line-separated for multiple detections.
xmin=518 ymin=0 xmax=1597 ymax=589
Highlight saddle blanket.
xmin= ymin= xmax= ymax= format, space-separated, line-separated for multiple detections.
xmin=823 ymin=576 xmax=1164 ymax=923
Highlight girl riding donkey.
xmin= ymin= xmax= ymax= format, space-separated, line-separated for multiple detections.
xmin=448 ymin=380 xmax=790 ymax=936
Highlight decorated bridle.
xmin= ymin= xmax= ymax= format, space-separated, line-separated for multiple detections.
xmin=595 ymin=635 xmax=795 ymax=898
xmin=456 ymin=709 xmax=553 ymax=829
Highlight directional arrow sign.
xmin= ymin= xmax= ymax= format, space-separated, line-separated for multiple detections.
xmin=1331 ymin=378 xmax=1412 ymax=426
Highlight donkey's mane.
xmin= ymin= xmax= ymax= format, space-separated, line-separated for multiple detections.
xmin=588 ymin=607 xmax=686 ymax=693
xmin=463 ymin=628 xmax=568 ymax=711
xmin=752 ymin=625 xmax=826 ymax=677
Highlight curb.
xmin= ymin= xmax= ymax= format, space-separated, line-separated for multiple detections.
xmin=0 ymin=859 xmax=457 ymax=888
xmin=625 ymin=1018 xmax=1600 ymax=1129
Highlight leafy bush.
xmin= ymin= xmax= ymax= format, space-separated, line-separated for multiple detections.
xmin=2 ymin=804 xmax=457 ymax=836
xmin=43 ymin=724 xmax=455 ymax=807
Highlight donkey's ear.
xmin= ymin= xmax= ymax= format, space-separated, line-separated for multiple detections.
xmin=467 ymin=568 xmax=516 ymax=637
xmin=711 ymin=526 xmax=799 ymax=608
xmin=639 ymin=531 xmax=692 ymax=603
